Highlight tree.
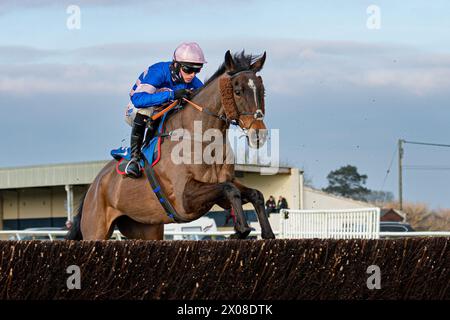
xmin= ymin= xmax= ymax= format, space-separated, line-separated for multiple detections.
xmin=302 ymin=170 xmax=314 ymax=187
xmin=364 ymin=190 xmax=394 ymax=203
xmin=323 ymin=165 xmax=370 ymax=200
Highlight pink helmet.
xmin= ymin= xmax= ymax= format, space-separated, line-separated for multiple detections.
xmin=173 ymin=42 xmax=207 ymax=64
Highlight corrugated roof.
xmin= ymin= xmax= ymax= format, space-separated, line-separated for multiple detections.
xmin=0 ymin=161 xmax=292 ymax=189
xmin=0 ymin=161 xmax=108 ymax=189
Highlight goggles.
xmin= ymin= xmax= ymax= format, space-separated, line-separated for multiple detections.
xmin=180 ymin=63 xmax=202 ymax=74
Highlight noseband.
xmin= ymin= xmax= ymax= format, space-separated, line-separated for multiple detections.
xmin=182 ymin=70 xmax=264 ymax=131
xmin=218 ymin=71 xmax=265 ymax=129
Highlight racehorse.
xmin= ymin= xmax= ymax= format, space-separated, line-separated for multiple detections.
xmin=66 ymin=50 xmax=276 ymax=240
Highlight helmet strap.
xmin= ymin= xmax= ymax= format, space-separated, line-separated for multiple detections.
xmin=170 ymin=61 xmax=185 ymax=84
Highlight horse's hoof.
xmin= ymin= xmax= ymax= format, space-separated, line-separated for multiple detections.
xmin=229 ymin=233 xmax=239 ymax=239
xmin=262 ymin=232 xmax=276 ymax=240
xmin=231 ymin=227 xmax=252 ymax=239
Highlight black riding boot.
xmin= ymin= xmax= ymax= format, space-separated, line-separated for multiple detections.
xmin=125 ymin=113 xmax=148 ymax=179
xmin=143 ymin=117 xmax=158 ymax=147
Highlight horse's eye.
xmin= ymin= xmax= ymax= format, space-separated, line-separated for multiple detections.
xmin=234 ymin=89 xmax=241 ymax=95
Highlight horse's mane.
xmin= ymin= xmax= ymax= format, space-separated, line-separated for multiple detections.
xmin=192 ymin=51 xmax=258 ymax=97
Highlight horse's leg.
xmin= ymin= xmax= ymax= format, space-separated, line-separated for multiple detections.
xmin=116 ymin=216 xmax=164 ymax=240
xmin=81 ymin=183 xmax=120 ymax=240
xmin=184 ymin=179 xmax=252 ymax=239
xmin=232 ymin=179 xmax=276 ymax=239
xmin=81 ymin=205 xmax=119 ymax=240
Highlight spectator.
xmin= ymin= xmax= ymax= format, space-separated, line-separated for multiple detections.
xmin=276 ymin=196 xmax=289 ymax=212
xmin=265 ymin=195 xmax=276 ymax=217
xmin=64 ymin=219 xmax=73 ymax=230
xmin=224 ymin=208 xmax=236 ymax=226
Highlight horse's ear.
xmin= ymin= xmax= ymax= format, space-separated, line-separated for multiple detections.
xmin=224 ymin=50 xmax=236 ymax=72
xmin=250 ymin=51 xmax=266 ymax=72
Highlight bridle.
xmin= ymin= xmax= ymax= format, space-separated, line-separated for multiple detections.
xmin=182 ymin=70 xmax=265 ymax=131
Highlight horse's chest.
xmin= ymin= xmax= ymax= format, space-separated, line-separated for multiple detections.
xmin=195 ymin=164 xmax=233 ymax=184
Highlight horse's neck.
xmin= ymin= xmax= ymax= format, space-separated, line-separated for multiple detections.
xmin=163 ymin=78 xmax=235 ymax=179
xmin=168 ymin=78 xmax=228 ymax=137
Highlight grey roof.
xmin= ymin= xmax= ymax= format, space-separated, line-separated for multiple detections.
xmin=0 ymin=160 xmax=292 ymax=189
xmin=303 ymin=186 xmax=376 ymax=208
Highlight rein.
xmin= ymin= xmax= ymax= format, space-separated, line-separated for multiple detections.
xmin=150 ymin=71 xmax=265 ymax=131
xmin=141 ymin=72 xmax=264 ymax=223
xmin=182 ymin=71 xmax=265 ymax=130
xmin=181 ymin=98 xmax=239 ymax=126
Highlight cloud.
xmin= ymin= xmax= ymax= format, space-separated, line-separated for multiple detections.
xmin=0 ymin=0 xmax=250 ymax=15
xmin=0 ymin=63 xmax=134 ymax=95
xmin=249 ymin=39 xmax=450 ymax=96
xmin=1 ymin=39 xmax=450 ymax=97
xmin=363 ymin=68 xmax=450 ymax=96
xmin=0 ymin=0 xmax=137 ymax=11
xmin=2 ymin=38 xmax=409 ymax=65
xmin=0 ymin=45 xmax=61 ymax=63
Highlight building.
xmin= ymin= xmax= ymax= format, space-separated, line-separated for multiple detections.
xmin=380 ymin=208 xmax=406 ymax=222
xmin=302 ymin=186 xmax=374 ymax=210
xmin=0 ymin=160 xmax=377 ymax=232
xmin=0 ymin=161 xmax=300 ymax=230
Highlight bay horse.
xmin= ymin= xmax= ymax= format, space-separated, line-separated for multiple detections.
xmin=66 ymin=50 xmax=276 ymax=240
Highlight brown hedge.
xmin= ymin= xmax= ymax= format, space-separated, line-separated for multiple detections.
xmin=0 ymin=238 xmax=448 ymax=300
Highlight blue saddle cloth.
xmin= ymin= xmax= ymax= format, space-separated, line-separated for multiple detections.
xmin=111 ymin=112 xmax=168 ymax=168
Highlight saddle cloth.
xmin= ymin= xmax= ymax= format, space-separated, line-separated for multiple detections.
xmin=111 ymin=112 xmax=169 ymax=175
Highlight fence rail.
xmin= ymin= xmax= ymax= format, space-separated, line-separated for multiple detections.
xmin=1 ymin=229 xmax=449 ymax=241
xmin=0 ymin=230 xmax=266 ymax=241
xmin=379 ymin=231 xmax=450 ymax=237
xmin=279 ymin=208 xmax=381 ymax=239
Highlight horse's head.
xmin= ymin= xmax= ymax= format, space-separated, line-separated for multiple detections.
xmin=220 ymin=50 xmax=267 ymax=149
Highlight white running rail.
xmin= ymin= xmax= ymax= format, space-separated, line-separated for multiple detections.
xmin=379 ymin=231 xmax=450 ymax=237
xmin=279 ymin=208 xmax=381 ymax=239
xmin=0 ymin=228 xmax=449 ymax=241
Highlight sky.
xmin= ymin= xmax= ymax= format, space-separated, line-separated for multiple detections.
xmin=1 ymin=0 xmax=450 ymax=208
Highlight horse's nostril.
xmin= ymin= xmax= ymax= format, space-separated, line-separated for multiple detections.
xmin=254 ymin=109 xmax=264 ymax=120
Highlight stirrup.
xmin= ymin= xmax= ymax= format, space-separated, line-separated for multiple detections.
xmin=125 ymin=158 xmax=142 ymax=178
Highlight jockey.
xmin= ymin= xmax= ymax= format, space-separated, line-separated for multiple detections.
xmin=125 ymin=42 xmax=206 ymax=178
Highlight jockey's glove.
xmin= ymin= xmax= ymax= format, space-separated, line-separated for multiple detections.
xmin=174 ymin=89 xmax=193 ymax=100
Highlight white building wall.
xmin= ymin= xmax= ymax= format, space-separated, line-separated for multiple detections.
xmin=303 ymin=187 xmax=371 ymax=210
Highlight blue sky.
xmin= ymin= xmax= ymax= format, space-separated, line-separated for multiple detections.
xmin=1 ymin=0 xmax=450 ymax=208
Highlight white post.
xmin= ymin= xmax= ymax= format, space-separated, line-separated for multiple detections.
xmin=65 ymin=185 xmax=74 ymax=222
xmin=299 ymin=170 xmax=304 ymax=210
xmin=290 ymin=168 xmax=301 ymax=210
xmin=0 ymin=191 xmax=3 ymax=230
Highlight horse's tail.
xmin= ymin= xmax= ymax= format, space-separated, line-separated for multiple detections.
xmin=65 ymin=192 xmax=86 ymax=240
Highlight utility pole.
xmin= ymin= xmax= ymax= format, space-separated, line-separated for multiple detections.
xmin=398 ymin=139 xmax=404 ymax=210
xmin=396 ymin=139 xmax=450 ymax=211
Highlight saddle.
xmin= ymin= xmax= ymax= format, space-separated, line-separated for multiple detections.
xmin=110 ymin=107 xmax=186 ymax=222
xmin=111 ymin=111 xmax=170 ymax=176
